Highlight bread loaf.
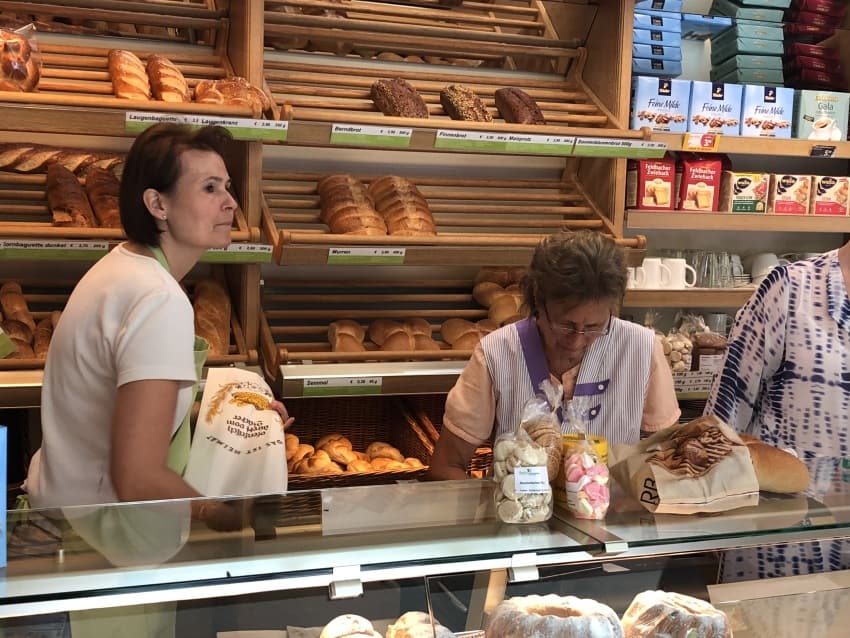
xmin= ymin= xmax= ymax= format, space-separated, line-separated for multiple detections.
xmin=193 ymin=278 xmax=231 ymax=356
xmin=47 ymin=164 xmax=96 ymax=228
xmin=740 ymin=435 xmax=810 ymax=493
xmin=371 ymin=78 xmax=429 ymax=118
xmin=328 ymin=319 xmax=365 ymax=344
xmin=107 ymin=49 xmax=150 ymax=100
xmin=7 ymin=338 xmax=34 ymax=359
xmin=495 ymin=87 xmax=546 ymax=125
xmin=475 ymin=267 xmax=511 ymax=287
xmin=332 ymin=333 xmax=367 ymax=353
xmin=318 ymin=174 xmax=387 ymax=236
xmin=440 ymin=318 xmax=479 ymax=346
xmin=84 ymin=166 xmax=122 ymax=228
xmin=0 ymin=317 xmax=32 ymax=344
xmin=194 ymin=77 xmax=270 ymax=118
xmin=146 ymin=53 xmax=190 ymax=102
xmin=403 ymin=317 xmax=431 ymax=337
xmin=368 ymin=318 xmax=405 ymax=346
xmin=0 ymin=27 xmax=41 ymax=92
xmin=368 ymin=175 xmax=436 ymax=236
xmin=381 ymin=330 xmax=415 ymax=352
xmin=0 ymin=143 xmax=124 ymax=175
xmin=0 ymin=282 xmax=34 ymax=334
xmin=33 ymin=317 xmax=53 ymax=358
xmin=440 ymin=84 xmax=493 ymax=122
xmin=489 ymin=292 xmax=524 ymax=326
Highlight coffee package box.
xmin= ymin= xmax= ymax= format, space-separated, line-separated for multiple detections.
xmin=634 ymin=27 xmax=683 ymax=47
xmin=626 ymin=156 xmax=676 ymax=211
xmin=793 ymin=90 xmax=850 ymax=140
xmin=710 ymin=0 xmax=785 ymax=22
xmin=634 ymin=43 xmax=683 ymax=61
xmin=768 ymin=174 xmax=813 ymax=215
xmin=716 ymin=68 xmax=785 ymax=86
xmin=636 ymin=0 xmax=683 ymax=10
xmin=812 ymin=176 xmax=850 ymax=215
xmin=633 ymin=57 xmax=683 ymax=77
xmin=634 ymin=10 xmax=683 ymax=33
xmin=688 ymin=82 xmax=743 ymax=135
xmin=710 ymin=37 xmax=784 ymax=67
xmin=631 ymin=76 xmax=691 ymax=133
xmin=678 ymin=155 xmax=723 ymax=212
xmin=719 ymin=171 xmax=770 ymax=213
xmin=741 ymin=85 xmax=794 ymax=138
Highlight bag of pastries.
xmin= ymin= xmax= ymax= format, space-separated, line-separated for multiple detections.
xmin=0 ymin=23 xmax=42 ymax=92
xmin=492 ymin=425 xmax=553 ymax=524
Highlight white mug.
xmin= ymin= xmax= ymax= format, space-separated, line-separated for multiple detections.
xmin=661 ymin=258 xmax=697 ymax=289
xmin=626 ymin=267 xmax=646 ymax=289
xmin=748 ymin=252 xmax=790 ymax=278
xmin=636 ymin=258 xmax=672 ymax=289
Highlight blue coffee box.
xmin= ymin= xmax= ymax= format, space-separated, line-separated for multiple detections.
xmin=634 ymin=43 xmax=683 ymax=61
xmin=635 ymin=0 xmax=684 ymax=10
xmin=740 ymin=85 xmax=794 ymax=138
xmin=688 ymin=81 xmax=744 ymax=135
xmin=631 ymin=76 xmax=691 ymax=133
xmin=633 ymin=57 xmax=684 ymax=77
xmin=634 ymin=10 xmax=684 ymax=32
xmin=634 ymin=28 xmax=683 ymax=47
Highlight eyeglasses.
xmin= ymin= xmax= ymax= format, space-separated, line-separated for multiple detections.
xmin=543 ymin=304 xmax=612 ymax=338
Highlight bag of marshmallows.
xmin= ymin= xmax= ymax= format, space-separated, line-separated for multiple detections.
xmin=563 ymin=399 xmax=610 ymax=520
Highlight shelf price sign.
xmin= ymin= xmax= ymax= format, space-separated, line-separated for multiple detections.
xmin=330 ymin=124 xmax=412 ymax=148
xmin=682 ymin=133 xmax=720 ymax=152
xmin=573 ymin=137 xmax=667 ymax=158
xmin=303 ymin=376 xmax=383 ymax=397
xmin=434 ymin=130 xmax=575 ymax=155
xmin=202 ymin=243 xmax=274 ymax=263
xmin=327 ymin=247 xmax=406 ymax=265
xmin=0 ymin=239 xmax=109 ymax=261
xmin=125 ymin=111 xmax=288 ymax=141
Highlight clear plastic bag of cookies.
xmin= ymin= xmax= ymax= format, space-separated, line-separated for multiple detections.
xmin=492 ymin=426 xmax=553 ymax=525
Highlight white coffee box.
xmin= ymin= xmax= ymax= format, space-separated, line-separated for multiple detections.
xmin=793 ymin=89 xmax=850 ymax=140
xmin=631 ymin=76 xmax=691 ymax=133
xmin=768 ymin=174 xmax=813 ymax=215
xmin=812 ymin=176 xmax=850 ymax=216
xmin=740 ymin=85 xmax=794 ymax=138
xmin=688 ymin=82 xmax=743 ymax=135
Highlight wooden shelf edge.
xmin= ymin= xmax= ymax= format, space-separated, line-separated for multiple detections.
xmin=653 ymin=132 xmax=850 ymax=159
xmin=627 ymin=210 xmax=850 ymax=233
xmin=624 ymin=288 xmax=754 ymax=308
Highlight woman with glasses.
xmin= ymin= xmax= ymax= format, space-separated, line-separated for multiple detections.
xmin=429 ymin=230 xmax=680 ymax=480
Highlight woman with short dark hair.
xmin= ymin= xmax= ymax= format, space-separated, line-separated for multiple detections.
xmin=429 ymin=231 xmax=679 ymax=480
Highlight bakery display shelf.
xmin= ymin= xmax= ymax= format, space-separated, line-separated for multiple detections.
xmin=262 ymin=169 xmax=647 ymax=266
xmin=262 ymin=52 xmax=652 ymax=152
xmin=0 ymin=0 xmax=224 ymax=46
xmin=0 ymin=36 xmax=277 ymax=136
xmin=623 ymin=288 xmax=755 ymax=308
xmin=264 ymin=0 xmax=582 ymax=74
xmin=0 ymin=277 xmax=254 ymax=372
xmin=0 ymin=171 xmax=259 ymax=242
xmin=0 ymin=369 xmax=42 ymax=407
xmin=627 ymin=210 xmax=850 ymax=233
xmin=653 ymin=132 xmax=850 ymax=160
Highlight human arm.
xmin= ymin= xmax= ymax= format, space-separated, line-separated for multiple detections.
xmin=640 ymin=337 xmax=681 ymax=435
xmin=427 ymin=346 xmax=494 ymax=480
xmin=704 ymin=268 xmax=789 ymax=434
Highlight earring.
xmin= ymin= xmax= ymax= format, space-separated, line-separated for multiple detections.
xmin=161 ymin=215 xmax=167 ymax=221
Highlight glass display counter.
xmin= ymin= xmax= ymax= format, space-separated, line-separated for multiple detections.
xmin=4 ymin=456 xmax=850 ymax=637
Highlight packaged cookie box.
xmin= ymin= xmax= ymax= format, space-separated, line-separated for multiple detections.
xmin=626 ymin=156 xmax=676 ymax=210
xmin=712 ymin=23 xmax=785 ymax=47
xmin=719 ymin=171 xmax=770 ymax=213
xmin=678 ymin=155 xmax=723 ymax=212
xmin=786 ymin=42 xmax=840 ymax=60
xmin=712 ymin=54 xmax=783 ymax=79
xmin=793 ymin=90 xmax=850 ymax=141
xmin=630 ymin=76 xmax=690 ymax=133
xmin=768 ymin=174 xmax=813 ymax=215
xmin=715 ymin=68 xmax=785 ymax=87
xmin=740 ymin=85 xmax=794 ymax=138
xmin=812 ymin=176 xmax=850 ymax=216
xmin=710 ymin=0 xmax=785 ymax=22
xmin=687 ymin=82 xmax=742 ymax=135
xmin=634 ymin=10 xmax=683 ymax=32
xmin=710 ymin=37 xmax=784 ymax=67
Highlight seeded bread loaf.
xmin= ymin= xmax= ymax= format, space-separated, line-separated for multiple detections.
xmin=495 ymin=87 xmax=546 ymax=125
xmin=440 ymin=84 xmax=493 ymax=122
xmin=371 ymin=78 xmax=429 ymax=118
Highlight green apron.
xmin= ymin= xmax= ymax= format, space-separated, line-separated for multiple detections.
xmin=67 ymin=246 xmax=208 ymax=638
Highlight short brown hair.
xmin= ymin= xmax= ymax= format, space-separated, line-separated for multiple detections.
xmin=520 ymin=231 xmax=628 ymax=317
xmin=119 ymin=123 xmax=233 ymax=246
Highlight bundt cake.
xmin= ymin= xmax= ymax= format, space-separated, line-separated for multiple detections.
xmin=387 ymin=611 xmax=455 ymax=637
xmin=486 ymin=594 xmax=623 ymax=637
xmin=621 ymin=591 xmax=731 ymax=638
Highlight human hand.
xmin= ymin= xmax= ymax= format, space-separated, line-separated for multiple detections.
xmin=270 ymin=399 xmax=295 ymax=429
xmin=198 ymin=499 xmax=253 ymax=532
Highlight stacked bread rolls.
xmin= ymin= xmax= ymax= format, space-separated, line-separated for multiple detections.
xmin=286 ymin=431 xmax=424 ymax=474
xmin=473 ymin=267 xmax=526 ymax=326
xmin=439 ymin=317 xmax=496 ymax=351
xmin=318 ymin=174 xmax=387 ymax=236
xmin=0 ymin=281 xmax=57 ymax=359
xmin=369 ymin=317 xmax=443 ymax=352
xmin=368 ymin=175 xmax=437 ymax=236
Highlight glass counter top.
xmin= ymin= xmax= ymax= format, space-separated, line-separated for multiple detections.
xmin=5 ymin=457 xmax=850 ymax=617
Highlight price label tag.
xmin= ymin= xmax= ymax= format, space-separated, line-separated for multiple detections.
xmin=573 ymin=137 xmax=667 ymax=158
xmin=810 ymin=144 xmax=837 ymax=158
xmin=327 ymin=247 xmax=406 ymax=265
xmin=126 ymin=111 xmax=288 ymax=141
xmin=303 ymin=376 xmax=383 ymax=397
xmin=434 ymin=130 xmax=575 ymax=155
xmin=682 ymin=133 xmax=720 ymax=152
xmin=202 ymin=243 xmax=274 ymax=263
xmin=672 ymin=370 xmax=716 ymax=396
xmin=0 ymin=239 xmax=109 ymax=260
xmin=330 ymin=124 xmax=412 ymax=148
xmin=514 ymin=466 xmax=550 ymax=493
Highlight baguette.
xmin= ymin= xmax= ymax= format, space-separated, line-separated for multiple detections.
xmin=740 ymin=434 xmax=810 ymax=493
xmin=146 ymin=54 xmax=190 ymax=103
xmin=33 ymin=317 xmax=53 ymax=358
xmin=0 ymin=282 xmax=34 ymax=334
xmin=193 ymin=278 xmax=231 ymax=356
xmin=47 ymin=163 xmax=96 ymax=228
xmin=0 ymin=143 xmax=124 ymax=175
xmin=107 ymin=49 xmax=150 ymax=101
xmin=84 ymin=166 xmax=122 ymax=228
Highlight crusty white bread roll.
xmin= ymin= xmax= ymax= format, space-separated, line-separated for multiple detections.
xmin=366 ymin=441 xmax=404 ymax=462
xmin=285 ymin=432 xmax=299 ymax=460
xmin=508 ymin=267 xmax=526 ymax=284
xmin=414 ymin=334 xmax=443 ymax=351
xmin=475 ymin=267 xmax=510 ymax=287
xmin=368 ymin=318 xmax=405 ymax=346
xmin=404 ymin=317 xmax=431 ymax=337
xmin=347 ymin=459 xmax=373 ymax=473
xmin=489 ymin=293 xmax=524 ymax=326
xmin=332 ymin=333 xmax=367 ymax=353
xmin=328 ymin=319 xmax=365 ymax=343
xmin=325 ymin=441 xmax=358 ymax=466
xmin=107 ymin=49 xmax=150 ymax=100
xmin=404 ymin=457 xmax=425 ymax=469
xmin=476 ymin=318 xmax=498 ymax=335
xmin=440 ymin=318 xmax=478 ymax=345
xmin=451 ymin=330 xmax=483 ymax=350
xmin=740 ymin=434 xmax=810 ymax=493
xmin=295 ymin=450 xmax=344 ymax=475
xmin=473 ymin=281 xmax=506 ymax=307
xmin=146 ymin=53 xmax=190 ymax=102
xmin=315 ymin=433 xmax=352 ymax=450
xmin=288 ymin=444 xmax=314 ymax=470
xmin=371 ymin=457 xmax=408 ymax=471
xmin=381 ymin=330 xmax=415 ymax=352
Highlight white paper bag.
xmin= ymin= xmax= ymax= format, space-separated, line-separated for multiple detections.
xmin=185 ymin=367 xmax=287 ymax=497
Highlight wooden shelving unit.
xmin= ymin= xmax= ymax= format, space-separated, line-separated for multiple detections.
xmin=627 ymin=210 xmax=850 ymax=233
xmin=653 ymin=132 xmax=850 ymax=159
xmin=623 ymin=288 xmax=754 ymax=308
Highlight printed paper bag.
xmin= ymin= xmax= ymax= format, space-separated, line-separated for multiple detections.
xmin=185 ymin=367 xmax=287 ymax=497
xmin=609 ymin=415 xmax=759 ymax=514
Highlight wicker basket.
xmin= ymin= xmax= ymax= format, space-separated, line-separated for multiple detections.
xmin=285 ymin=395 xmax=432 ymax=489
xmin=401 ymin=395 xmax=493 ymax=478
